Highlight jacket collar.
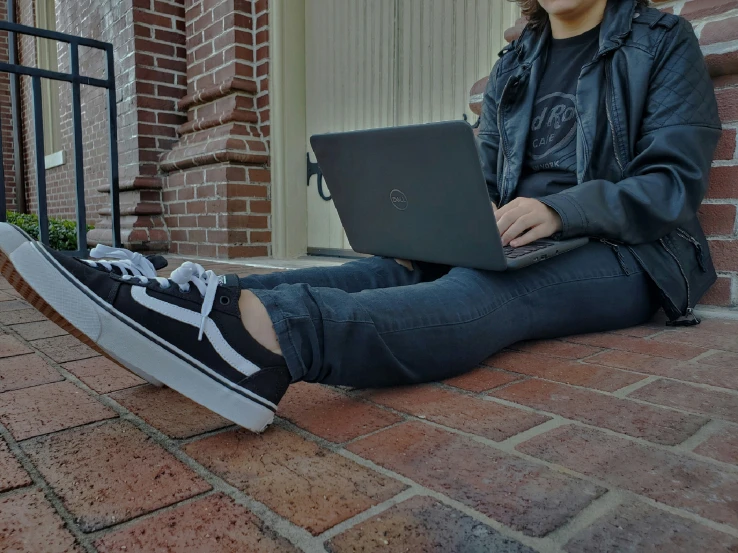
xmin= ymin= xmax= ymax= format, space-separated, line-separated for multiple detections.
xmin=514 ymin=0 xmax=637 ymax=63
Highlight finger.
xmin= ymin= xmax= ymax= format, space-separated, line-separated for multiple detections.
xmin=510 ymin=223 xmax=552 ymax=248
xmin=495 ymin=198 xmax=522 ymax=221
xmin=496 ymin=207 xmax=528 ymax=236
xmin=501 ymin=213 xmax=539 ymax=246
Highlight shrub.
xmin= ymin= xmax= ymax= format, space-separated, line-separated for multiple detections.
xmin=6 ymin=211 xmax=93 ymax=251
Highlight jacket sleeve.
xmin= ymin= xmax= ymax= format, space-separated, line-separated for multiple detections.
xmin=476 ymin=60 xmax=503 ymax=206
xmin=539 ymin=19 xmax=721 ymax=245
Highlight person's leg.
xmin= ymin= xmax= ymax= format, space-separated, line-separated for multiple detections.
xmin=239 ymin=256 xmax=432 ymax=293
xmin=248 ymin=241 xmax=659 ymax=387
xmin=238 ymin=257 xmax=449 ymax=354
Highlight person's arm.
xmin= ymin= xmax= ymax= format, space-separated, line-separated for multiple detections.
xmin=539 ymin=19 xmax=721 ymax=245
xmin=476 ymin=61 xmax=503 ymax=207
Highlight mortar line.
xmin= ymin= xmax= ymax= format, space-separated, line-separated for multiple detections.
xmin=313 ymin=487 xmax=420 ymax=544
xmin=673 ymin=419 xmax=727 ymax=453
xmin=0 ymin=320 xmax=320 ymax=553
xmin=82 ymin=489 xmax=220 ymax=543
xmin=174 ymin=423 xmax=239 ymax=446
xmin=486 ymin=395 xmax=738 ymax=467
xmin=611 ymin=375 xmax=661 ymax=398
xmin=0 ymin=422 xmax=99 ymax=553
xmin=3 ymin=300 xmax=737 ymax=548
xmin=0 ymin=484 xmax=35 ymax=500
xmin=342 ymin=380 xmax=738 ymax=474
xmin=94 ymin=395 xmax=321 ymax=552
xmin=277 ymin=418 xmax=562 ymax=553
xmin=545 ymin=489 xmax=626 ymax=546
xmin=481 ymin=354 xmax=738 ymax=400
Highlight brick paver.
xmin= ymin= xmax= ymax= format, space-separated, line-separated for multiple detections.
xmin=0 ymin=335 xmax=32 ymax=358
xmin=629 ymin=379 xmax=738 ymax=423
xmin=0 ymin=381 xmax=117 ymax=440
xmin=22 ymin=421 xmax=211 ymax=532
xmin=518 ymin=425 xmax=738 ymax=528
xmin=0 ymin=300 xmax=35 ymax=314
xmin=363 ymin=385 xmax=550 ymax=441
xmin=443 ymin=367 xmax=522 ymax=392
xmin=0 ymin=489 xmax=82 ymax=552
xmin=485 ymin=351 xmax=646 ymax=391
xmin=31 ymin=335 xmax=98 ymax=363
xmin=0 ymin=438 xmax=31 ymax=491
xmin=694 ymin=426 xmax=738 ymax=465
xmin=0 ymin=307 xmax=48 ymax=325
xmin=0 ymin=266 xmax=736 ymax=552
xmin=325 ymin=496 xmax=536 ymax=553
xmin=0 ymin=353 xmax=63 ymax=393
xmin=11 ymin=320 xmax=68 ymax=341
xmin=564 ymin=501 xmax=738 ymax=553
xmin=278 ymin=382 xmax=402 ymax=443
xmin=95 ymin=493 xmax=298 ymax=553
xmin=507 ymin=339 xmax=603 ymax=359
xmin=109 ymin=384 xmax=231 ymax=439
xmin=349 ymin=422 xmax=605 ymax=537
xmin=491 ymin=379 xmax=708 ymax=445
xmin=184 ymin=427 xmax=405 ymax=535
xmin=654 ymin=326 xmax=738 ymax=354
xmin=563 ymin=332 xmax=709 ymax=360
xmin=62 ymin=356 xmax=145 ymax=394
xmin=587 ymin=349 xmax=738 ymax=390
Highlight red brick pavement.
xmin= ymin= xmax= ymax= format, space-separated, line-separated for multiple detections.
xmin=0 ymin=261 xmax=737 ymax=552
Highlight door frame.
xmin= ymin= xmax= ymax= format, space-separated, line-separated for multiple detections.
xmin=269 ymin=0 xmax=308 ymax=259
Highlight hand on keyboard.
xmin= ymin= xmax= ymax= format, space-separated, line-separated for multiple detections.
xmin=495 ymin=198 xmax=562 ymax=248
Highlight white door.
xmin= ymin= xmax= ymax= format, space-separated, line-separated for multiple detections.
xmin=305 ymin=0 xmax=518 ymax=254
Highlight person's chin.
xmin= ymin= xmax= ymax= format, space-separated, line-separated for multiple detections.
xmin=539 ymin=0 xmax=589 ymax=17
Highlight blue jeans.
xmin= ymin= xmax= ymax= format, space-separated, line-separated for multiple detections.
xmin=241 ymin=241 xmax=658 ymax=388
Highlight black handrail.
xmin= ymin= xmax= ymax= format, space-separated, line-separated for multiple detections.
xmin=0 ymin=19 xmax=122 ymax=254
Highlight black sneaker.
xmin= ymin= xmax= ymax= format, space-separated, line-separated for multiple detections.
xmin=0 ymin=223 xmax=168 ymax=277
xmin=0 ymin=223 xmax=167 ymax=387
xmin=4 ymin=240 xmax=291 ymax=432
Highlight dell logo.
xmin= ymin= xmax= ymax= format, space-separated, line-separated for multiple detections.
xmin=390 ymin=189 xmax=408 ymax=211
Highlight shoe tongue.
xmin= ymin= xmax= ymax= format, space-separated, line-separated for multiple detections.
xmin=146 ymin=255 xmax=168 ymax=270
xmin=217 ymin=274 xmax=241 ymax=290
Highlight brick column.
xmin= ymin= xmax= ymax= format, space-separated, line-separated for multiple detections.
xmin=87 ymin=0 xmax=188 ymax=251
xmin=470 ymin=2 xmax=738 ymax=309
xmin=159 ymin=0 xmax=271 ymax=258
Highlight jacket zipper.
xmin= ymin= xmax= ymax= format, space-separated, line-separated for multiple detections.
xmin=604 ymin=63 xmax=624 ymax=178
xmin=659 ymin=237 xmax=700 ymax=326
xmin=497 ymin=77 xmax=512 ymax=202
xmin=675 ymin=228 xmax=706 ymax=271
xmin=598 ymin=238 xmax=630 ymax=275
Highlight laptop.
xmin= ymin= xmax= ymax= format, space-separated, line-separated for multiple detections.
xmin=309 ymin=121 xmax=588 ymax=271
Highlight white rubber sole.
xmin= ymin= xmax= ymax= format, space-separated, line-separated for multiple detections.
xmin=7 ymin=241 xmax=275 ymax=433
xmin=0 ymin=223 xmax=163 ymax=387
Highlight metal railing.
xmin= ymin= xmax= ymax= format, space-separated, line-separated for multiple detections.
xmin=0 ymin=18 xmax=121 ymax=255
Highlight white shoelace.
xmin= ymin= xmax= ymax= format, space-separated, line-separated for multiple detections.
xmin=82 ymin=245 xmax=158 ymax=278
xmin=121 ymin=261 xmax=219 ymax=342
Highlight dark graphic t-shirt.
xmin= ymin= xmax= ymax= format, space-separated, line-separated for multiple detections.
xmin=515 ymin=24 xmax=601 ymax=199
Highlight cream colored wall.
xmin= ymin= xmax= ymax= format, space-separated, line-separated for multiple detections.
xmin=272 ymin=0 xmax=519 ymax=253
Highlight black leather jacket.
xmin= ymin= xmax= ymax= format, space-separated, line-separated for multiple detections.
xmin=477 ymin=0 xmax=722 ymax=322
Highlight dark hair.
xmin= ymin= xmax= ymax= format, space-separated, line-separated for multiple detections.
xmin=509 ymin=0 xmax=650 ymax=30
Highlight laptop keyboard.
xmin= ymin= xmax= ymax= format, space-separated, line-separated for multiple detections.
xmin=503 ymin=241 xmax=551 ymax=259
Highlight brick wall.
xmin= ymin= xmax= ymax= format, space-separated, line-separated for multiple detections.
xmin=473 ymin=0 xmax=738 ymax=309
xmin=160 ymin=0 xmax=271 ymax=259
xmin=12 ymin=0 xmax=184 ymax=249
xmin=0 ymin=0 xmax=18 ymax=211
xmin=668 ymin=0 xmax=738 ymax=309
